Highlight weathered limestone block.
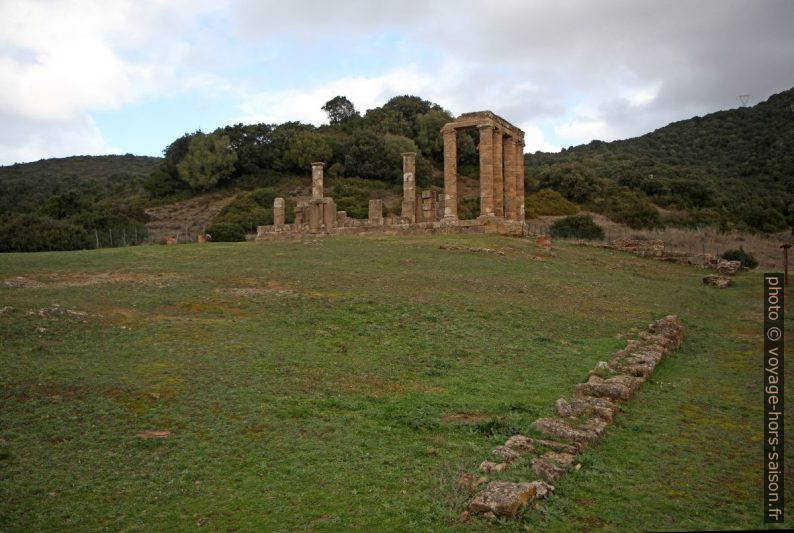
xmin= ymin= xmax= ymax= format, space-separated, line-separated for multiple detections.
xmin=273 ymin=197 xmax=285 ymax=226
xmin=581 ymin=416 xmax=609 ymax=438
xmin=555 ymin=398 xmax=573 ymax=417
xmin=649 ymin=315 xmax=684 ymax=346
xmin=491 ymin=445 xmax=520 ymax=463
xmin=419 ymin=190 xmax=434 ymax=223
xmin=531 ymin=458 xmax=566 ymax=482
xmin=307 ymin=201 xmax=323 ymax=232
xmin=494 ymin=130 xmax=506 ymax=219
xmin=532 ymin=417 xmax=597 ymax=444
xmin=544 ymin=451 xmax=576 ymax=468
xmin=515 ymin=139 xmax=525 ymax=221
xmin=442 ymin=127 xmax=458 ymax=219
xmin=557 ymin=396 xmax=619 ymax=422
xmin=535 ymin=439 xmax=579 ymax=455
xmin=574 ymin=380 xmax=631 ymax=401
xmin=368 ymin=199 xmax=383 ymax=224
xmin=703 ymin=274 xmax=731 ymax=288
xmin=478 ymin=125 xmax=494 ymax=216
xmin=531 ymin=450 xmax=576 ymax=482
xmin=504 ymin=435 xmax=535 ymax=454
xmin=717 ymin=259 xmax=741 ymax=275
xmin=401 ymin=152 xmax=416 ymax=222
xmin=468 ymin=481 xmax=537 ymax=517
xmin=322 ymin=198 xmax=336 ymax=231
xmin=457 ymin=473 xmax=488 ymax=493
xmin=311 ymin=162 xmax=324 ymax=199
xmin=504 ymin=135 xmax=516 ymax=219
xmin=479 ymin=460 xmax=510 ymax=473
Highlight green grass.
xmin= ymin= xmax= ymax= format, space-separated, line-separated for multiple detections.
xmin=0 ymin=235 xmax=791 ymax=531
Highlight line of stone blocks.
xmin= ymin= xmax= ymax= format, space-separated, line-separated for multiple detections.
xmin=463 ymin=316 xmax=684 ymax=519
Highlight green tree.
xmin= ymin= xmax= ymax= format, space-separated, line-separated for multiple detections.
xmin=272 ymin=123 xmax=332 ymax=172
xmin=220 ymin=123 xmax=274 ymax=177
xmin=344 ymin=130 xmax=390 ymax=181
xmin=415 ymin=109 xmax=453 ymax=165
xmin=176 ymin=133 xmax=238 ymax=191
xmin=322 ymin=96 xmax=360 ymax=125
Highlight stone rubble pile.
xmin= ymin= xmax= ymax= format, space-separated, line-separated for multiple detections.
xmin=463 ymin=315 xmax=684 ymax=518
xmin=587 ymin=240 xmax=747 ymax=278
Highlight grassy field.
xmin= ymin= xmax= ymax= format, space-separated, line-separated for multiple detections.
xmin=0 ymin=234 xmax=791 ymax=531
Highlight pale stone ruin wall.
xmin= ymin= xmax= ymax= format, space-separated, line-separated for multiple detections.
xmin=459 ymin=316 xmax=684 ymax=519
xmin=256 ymin=111 xmax=527 ymax=239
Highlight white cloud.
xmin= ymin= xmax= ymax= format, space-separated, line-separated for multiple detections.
xmin=2 ymin=0 xmax=793 ymax=163
xmin=555 ymin=119 xmax=612 ymax=146
xmin=0 ymin=113 xmax=118 ymax=163
xmin=0 ymin=0 xmax=220 ymax=163
xmin=520 ymin=124 xmax=559 ymax=154
xmin=237 ymin=66 xmax=433 ymax=125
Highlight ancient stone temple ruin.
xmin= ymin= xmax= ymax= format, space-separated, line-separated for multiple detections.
xmin=257 ymin=111 xmax=526 ymax=239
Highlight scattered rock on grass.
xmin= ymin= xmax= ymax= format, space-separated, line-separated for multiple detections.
xmin=468 ymin=481 xmax=537 ymax=517
xmin=717 ymin=259 xmax=741 ymax=276
xmin=491 ymin=445 xmax=520 ymax=463
xmin=479 ymin=460 xmax=510 ymax=473
xmin=703 ymin=274 xmax=731 ymax=288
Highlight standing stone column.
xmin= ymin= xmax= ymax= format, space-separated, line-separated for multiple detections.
xmin=368 ymin=199 xmax=383 ymax=224
xmin=401 ymin=152 xmax=416 ymax=222
xmin=273 ymin=197 xmax=285 ymax=226
xmin=442 ymin=127 xmax=458 ymax=220
xmin=503 ymin=136 xmax=516 ymax=220
xmin=493 ymin=129 xmax=505 ymax=218
xmin=311 ymin=162 xmax=324 ymax=199
xmin=516 ymin=139 xmax=525 ymax=221
xmin=477 ymin=124 xmax=494 ymax=216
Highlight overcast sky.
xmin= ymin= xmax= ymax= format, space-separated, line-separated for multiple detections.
xmin=1 ymin=0 xmax=792 ymax=165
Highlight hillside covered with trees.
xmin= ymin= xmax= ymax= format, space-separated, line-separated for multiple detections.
xmin=526 ymin=87 xmax=794 ymax=232
xmin=1 ymin=88 xmax=792 ymax=252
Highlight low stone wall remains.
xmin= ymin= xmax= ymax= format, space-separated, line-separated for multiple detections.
xmin=460 ymin=316 xmax=684 ymax=520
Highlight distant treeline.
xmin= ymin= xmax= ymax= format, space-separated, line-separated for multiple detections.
xmin=1 ymin=88 xmax=793 ymax=252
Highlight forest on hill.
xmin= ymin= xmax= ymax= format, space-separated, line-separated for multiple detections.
xmin=527 ymin=87 xmax=794 ymax=232
xmin=1 ymin=89 xmax=792 ymax=252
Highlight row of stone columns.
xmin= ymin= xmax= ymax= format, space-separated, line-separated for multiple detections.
xmin=442 ymin=125 xmax=525 ymax=221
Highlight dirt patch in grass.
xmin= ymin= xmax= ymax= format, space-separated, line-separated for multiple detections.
xmin=110 ymin=307 xmax=139 ymax=317
xmin=2 ymin=276 xmax=44 ymax=288
xmin=4 ymin=271 xmax=177 ymax=288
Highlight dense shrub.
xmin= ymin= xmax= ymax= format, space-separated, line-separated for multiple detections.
xmin=549 ymin=214 xmax=605 ymax=240
xmin=722 ymin=247 xmax=759 ymax=269
xmin=206 ymin=222 xmax=246 ymax=242
xmin=457 ymin=197 xmax=480 ymax=220
xmin=0 ymin=214 xmax=92 ymax=252
xmin=212 ymin=189 xmax=278 ymax=233
xmin=525 ymin=188 xmax=579 ymax=219
xmin=597 ymin=189 xmax=662 ymax=229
